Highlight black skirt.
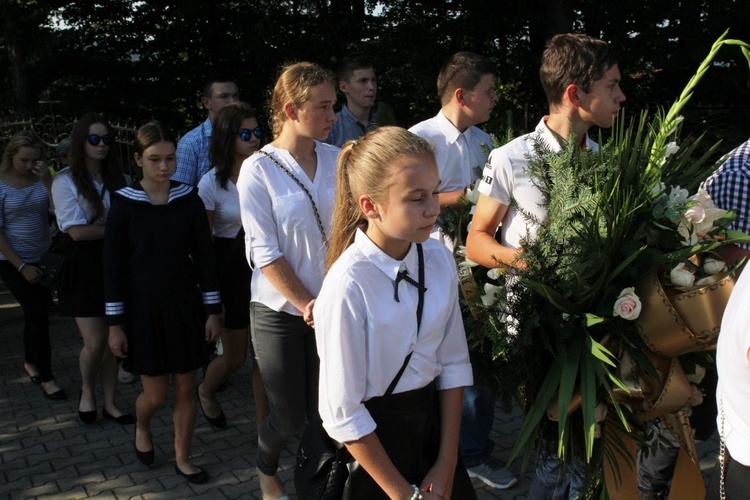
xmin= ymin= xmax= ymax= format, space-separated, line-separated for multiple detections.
xmin=343 ymin=382 xmax=477 ymax=499
xmin=214 ymin=234 xmax=251 ymax=329
xmin=57 ymin=236 xmax=105 ymax=318
xmin=123 ymin=291 xmax=209 ymax=377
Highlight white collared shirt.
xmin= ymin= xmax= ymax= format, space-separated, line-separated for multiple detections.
xmin=716 ymin=268 xmax=750 ymax=466
xmin=314 ymin=230 xmax=473 ymax=443
xmin=409 ymin=110 xmax=492 ymax=193
xmin=197 ymin=168 xmax=242 ymax=238
xmin=236 ymin=142 xmax=339 ymax=315
xmin=51 ymin=168 xmax=111 ymax=232
xmin=478 ymin=117 xmax=598 ymax=248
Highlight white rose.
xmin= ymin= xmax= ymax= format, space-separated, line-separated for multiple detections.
xmin=685 ymin=204 xmax=706 ymax=224
xmin=670 ymin=262 xmax=695 ymax=287
xmin=612 ymin=287 xmax=642 ymax=320
xmin=703 ymin=257 xmax=727 ymax=275
xmin=688 ymin=188 xmax=712 ymax=207
xmin=694 ymin=207 xmax=727 ymax=235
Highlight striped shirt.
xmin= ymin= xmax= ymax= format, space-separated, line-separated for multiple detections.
xmin=703 ymin=139 xmax=750 ymax=249
xmin=0 ymin=180 xmax=51 ymax=262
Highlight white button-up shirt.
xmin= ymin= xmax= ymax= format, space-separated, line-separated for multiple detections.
xmin=409 ymin=110 xmax=492 ymax=193
xmin=314 ymin=230 xmax=473 ymax=443
xmin=237 ymin=142 xmax=339 ymax=315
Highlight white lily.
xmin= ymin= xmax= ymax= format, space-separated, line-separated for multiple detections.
xmin=487 ymin=268 xmax=504 ymax=281
xmin=481 ymin=283 xmax=503 ymax=307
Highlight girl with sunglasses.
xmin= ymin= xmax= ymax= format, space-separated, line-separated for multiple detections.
xmin=237 ymin=62 xmax=339 ymax=500
xmin=196 ymin=102 xmax=269 ymax=432
xmin=0 ymin=132 xmax=66 ymax=401
xmin=51 ymin=113 xmax=132 ymax=425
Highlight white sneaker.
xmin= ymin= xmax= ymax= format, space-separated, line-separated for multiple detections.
xmin=467 ymin=457 xmax=518 ymax=489
xmin=118 ymin=365 xmax=137 ymax=384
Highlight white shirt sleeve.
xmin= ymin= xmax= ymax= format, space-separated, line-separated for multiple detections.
xmin=237 ymin=155 xmax=283 ymax=269
xmin=434 ymin=250 xmax=474 ymax=390
xmin=478 ymin=146 xmax=513 ymax=206
xmin=315 ymin=271 xmax=378 ymax=443
xmin=197 ymin=171 xmax=217 ymax=211
xmin=51 ymin=173 xmax=91 ymax=231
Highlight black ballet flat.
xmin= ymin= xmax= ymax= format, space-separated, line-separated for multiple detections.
xmin=43 ymin=387 xmax=68 ymax=401
xmin=134 ymin=427 xmax=154 ymax=466
xmin=103 ymin=409 xmax=135 ymax=425
xmin=174 ymin=464 xmax=209 ymax=484
xmin=24 ymin=366 xmax=42 ymax=385
xmin=197 ymin=385 xmax=227 ymax=429
xmin=78 ymin=391 xmax=97 ymax=425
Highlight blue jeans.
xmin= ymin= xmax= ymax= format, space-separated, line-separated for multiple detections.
xmin=529 ymin=451 xmax=585 ymax=499
xmin=459 ymin=384 xmax=495 ymax=467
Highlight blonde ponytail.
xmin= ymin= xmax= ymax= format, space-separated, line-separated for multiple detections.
xmin=325 ymin=127 xmax=435 ymax=270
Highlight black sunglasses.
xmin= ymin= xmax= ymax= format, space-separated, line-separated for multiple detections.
xmin=87 ymin=134 xmax=111 ymax=146
xmin=238 ymin=127 xmax=263 ymax=141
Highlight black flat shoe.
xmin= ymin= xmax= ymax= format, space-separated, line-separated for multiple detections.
xmin=197 ymin=385 xmax=227 ymax=429
xmin=174 ymin=464 xmax=209 ymax=484
xmin=24 ymin=365 xmax=42 ymax=385
xmin=103 ymin=409 xmax=135 ymax=425
xmin=78 ymin=391 xmax=97 ymax=424
xmin=134 ymin=427 xmax=154 ymax=466
xmin=43 ymin=387 xmax=68 ymax=401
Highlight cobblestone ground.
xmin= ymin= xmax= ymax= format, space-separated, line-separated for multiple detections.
xmin=0 ymin=286 xmax=718 ymax=499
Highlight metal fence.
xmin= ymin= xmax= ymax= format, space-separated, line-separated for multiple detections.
xmin=0 ymin=116 xmax=139 ymax=179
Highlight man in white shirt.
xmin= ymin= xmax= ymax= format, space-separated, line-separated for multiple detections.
xmin=466 ymin=33 xmax=625 ymax=498
xmin=411 ymin=51 xmax=517 ymax=491
xmin=409 ymin=51 xmax=496 ymax=209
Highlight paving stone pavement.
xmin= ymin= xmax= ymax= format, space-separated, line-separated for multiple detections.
xmin=0 ymin=285 xmax=719 ymax=499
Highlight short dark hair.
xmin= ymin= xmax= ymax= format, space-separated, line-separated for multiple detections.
xmin=436 ymin=52 xmax=494 ymax=106
xmin=202 ymin=75 xmax=237 ymax=98
xmin=540 ymin=33 xmax=620 ymax=108
xmin=337 ymin=56 xmax=374 ymax=84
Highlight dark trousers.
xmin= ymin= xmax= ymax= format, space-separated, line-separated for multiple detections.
xmin=250 ymin=302 xmax=319 ymax=476
xmin=707 ymin=447 xmax=750 ymax=500
xmin=0 ymin=260 xmax=53 ymax=381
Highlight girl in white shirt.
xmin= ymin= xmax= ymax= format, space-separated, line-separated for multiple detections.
xmin=236 ymin=62 xmax=339 ymax=500
xmin=314 ymin=127 xmax=475 ymax=499
xmin=197 ymin=102 xmax=269 ymax=432
xmin=51 ymin=113 xmax=131 ymax=425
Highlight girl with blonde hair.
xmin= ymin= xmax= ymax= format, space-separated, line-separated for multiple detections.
xmin=237 ymin=61 xmax=339 ymax=499
xmin=314 ymin=127 xmax=476 ymax=499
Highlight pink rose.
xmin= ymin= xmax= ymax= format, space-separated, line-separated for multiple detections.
xmin=613 ymin=287 xmax=642 ymax=321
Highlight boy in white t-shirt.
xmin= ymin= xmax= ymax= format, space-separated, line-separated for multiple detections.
xmin=466 ymin=33 xmax=625 ymax=498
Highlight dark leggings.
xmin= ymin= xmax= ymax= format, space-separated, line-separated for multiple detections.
xmin=250 ymin=302 xmax=319 ymax=476
xmin=707 ymin=447 xmax=750 ymax=500
xmin=0 ymin=260 xmax=53 ymax=382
